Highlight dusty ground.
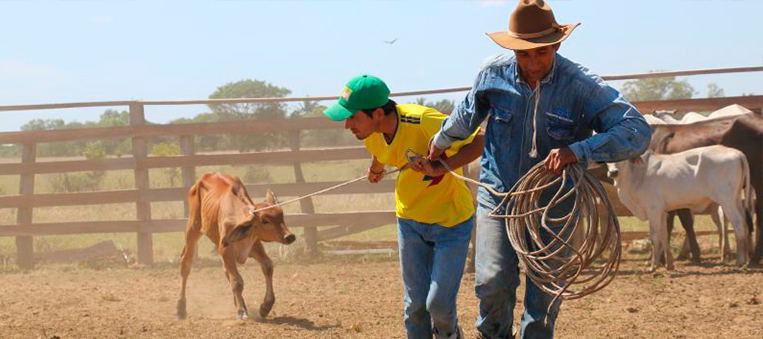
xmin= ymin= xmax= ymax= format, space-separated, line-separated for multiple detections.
xmin=0 ymin=255 xmax=761 ymax=339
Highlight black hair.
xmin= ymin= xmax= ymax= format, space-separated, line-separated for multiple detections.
xmin=361 ymin=99 xmax=397 ymax=118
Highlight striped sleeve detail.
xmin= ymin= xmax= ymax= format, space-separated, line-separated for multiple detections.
xmin=400 ymin=115 xmax=421 ymax=124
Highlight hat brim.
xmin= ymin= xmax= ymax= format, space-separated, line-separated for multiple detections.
xmin=487 ymin=23 xmax=580 ymax=50
xmin=323 ymin=103 xmax=358 ymax=121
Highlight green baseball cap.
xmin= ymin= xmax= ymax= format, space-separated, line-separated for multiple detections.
xmin=323 ymin=74 xmax=390 ymax=121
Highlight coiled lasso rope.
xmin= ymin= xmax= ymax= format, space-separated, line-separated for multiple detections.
xmin=439 ymin=160 xmax=622 ymax=321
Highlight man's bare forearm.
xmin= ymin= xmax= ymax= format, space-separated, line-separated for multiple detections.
xmin=439 ymin=131 xmax=484 ymax=171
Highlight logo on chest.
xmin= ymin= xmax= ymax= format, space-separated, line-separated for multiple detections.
xmin=422 ymin=154 xmax=448 ymax=187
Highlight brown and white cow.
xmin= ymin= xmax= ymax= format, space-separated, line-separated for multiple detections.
xmin=176 ymin=172 xmax=296 ymax=320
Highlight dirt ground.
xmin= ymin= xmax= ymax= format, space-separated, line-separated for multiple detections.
xmin=0 ymin=255 xmax=761 ymax=339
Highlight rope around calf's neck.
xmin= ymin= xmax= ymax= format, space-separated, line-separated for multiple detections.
xmin=438 ymin=160 xmax=622 ymax=323
xmin=247 ymin=166 xmax=405 ymax=215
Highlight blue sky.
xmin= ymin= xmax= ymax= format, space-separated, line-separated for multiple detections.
xmin=0 ymin=0 xmax=761 ymax=132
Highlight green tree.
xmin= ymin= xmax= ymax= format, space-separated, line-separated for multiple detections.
xmin=20 ymin=118 xmax=66 ymax=131
xmin=620 ymin=74 xmax=696 ymax=101
xmin=292 ymin=99 xmax=321 ymax=118
xmin=21 ymin=119 xmax=79 ymax=157
xmin=151 ymin=142 xmax=181 ymax=187
xmin=98 ymin=109 xmax=130 ymax=126
xmin=208 ymin=79 xmax=291 ymax=152
xmin=299 ymin=104 xmax=358 ymax=148
xmin=707 ymin=83 xmax=725 ymax=98
xmin=170 ymin=112 xmax=227 ymax=152
xmin=412 ymin=97 xmax=456 ymax=114
xmin=96 ymin=110 xmax=131 ymax=155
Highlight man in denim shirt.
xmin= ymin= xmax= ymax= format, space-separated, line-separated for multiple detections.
xmin=427 ymin=1 xmax=652 ymax=338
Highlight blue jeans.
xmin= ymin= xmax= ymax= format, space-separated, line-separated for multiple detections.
xmin=398 ymin=215 xmax=474 ymax=339
xmin=474 ymin=204 xmax=562 ymax=339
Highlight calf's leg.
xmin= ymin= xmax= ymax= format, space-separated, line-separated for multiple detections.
xmin=648 ymin=215 xmax=662 ymax=272
xmin=177 ymin=220 xmax=202 ymax=319
xmin=721 ymin=200 xmax=749 ymax=266
xmin=249 ymin=241 xmax=276 ymax=318
xmin=221 ymin=247 xmax=249 ymax=320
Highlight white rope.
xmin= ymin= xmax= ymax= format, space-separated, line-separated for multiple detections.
xmin=247 ymin=166 xmax=405 ymax=215
xmin=529 ymin=80 xmax=541 ymax=158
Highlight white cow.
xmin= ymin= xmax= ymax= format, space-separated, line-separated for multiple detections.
xmin=648 ymin=104 xmax=755 ymax=126
xmin=608 ymin=145 xmax=753 ymax=269
xmin=705 ymin=189 xmax=756 ymax=261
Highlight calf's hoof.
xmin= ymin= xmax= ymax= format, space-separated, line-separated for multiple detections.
xmin=176 ymin=299 xmax=187 ymax=320
xmin=259 ymin=302 xmax=274 ymax=318
xmin=237 ymin=310 xmax=249 ymax=321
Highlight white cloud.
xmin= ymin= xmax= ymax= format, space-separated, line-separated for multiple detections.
xmin=92 ymin=15 xmax=113 ymax=24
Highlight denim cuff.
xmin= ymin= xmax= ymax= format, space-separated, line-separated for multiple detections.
xmin=432 ymin=131 xmax=455 ymax=150
xmin=567 ymin=141 xmax=589 ymax=164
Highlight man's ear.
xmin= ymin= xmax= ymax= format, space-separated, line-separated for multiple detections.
xmin=266 ymin=189 xmax=278 ymax=204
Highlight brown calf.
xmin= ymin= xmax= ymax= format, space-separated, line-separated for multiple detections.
xmin=176 ymin=172 xmax=296 ymax=320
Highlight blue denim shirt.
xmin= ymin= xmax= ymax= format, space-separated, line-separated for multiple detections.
xmin=433 ymin=53 xmax=652 ymax=210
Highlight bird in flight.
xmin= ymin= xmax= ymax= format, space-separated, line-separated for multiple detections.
xmin=383 ymin=38 xmax=398 ymax=45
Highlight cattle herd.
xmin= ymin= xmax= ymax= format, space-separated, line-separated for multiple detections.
xmin=631 ymin=104 xmax=763 ymax=268
xmin=175 ymin=105 xmax=762 ymax=320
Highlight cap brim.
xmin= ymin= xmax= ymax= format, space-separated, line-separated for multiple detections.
xmin=487 ymin=23 xmax=580 ymax=50
xmin=323 ymin=103 xmax=358 ymax=121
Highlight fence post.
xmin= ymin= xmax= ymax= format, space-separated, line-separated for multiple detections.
xmin=288 ymin=129 xmax=318 ymax=252
xmin=180 ymin=135 xmax=197 ymax=260
xmin=130 ymin=102 xmax=153 ymax=265
xmin=180 ymin=135 xmax=196 ymax=217
xmin=15 ymin=143 xmax=36 ymax=269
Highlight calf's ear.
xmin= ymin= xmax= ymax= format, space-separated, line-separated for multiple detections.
xmin=265 ymin=189 xmax=278 ymax=204
xmin=222 ymin=221 xmax=256 ymax=247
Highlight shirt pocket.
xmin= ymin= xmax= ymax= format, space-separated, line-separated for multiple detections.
xmin=489 ymin=103 xmax=514 ymax=141
xmin=491 ymin=104 xmax=513 ymax=124
xmin=544 ymin=111 xmax=576 ymax=144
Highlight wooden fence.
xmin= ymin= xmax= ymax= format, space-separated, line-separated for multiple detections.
xmin=0 ymin=67 xmax=761 ymax=269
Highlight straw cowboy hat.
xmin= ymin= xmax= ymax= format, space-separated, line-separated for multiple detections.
xmin=487 ymin=0 xmax=580 ymax=50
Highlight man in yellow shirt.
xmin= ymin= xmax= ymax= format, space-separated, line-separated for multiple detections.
xmin=324 ymin=75 xmax=484 ymax=339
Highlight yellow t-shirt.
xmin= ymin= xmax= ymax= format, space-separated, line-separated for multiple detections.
xmin=364 ymin=104 xmax=478 ymax=227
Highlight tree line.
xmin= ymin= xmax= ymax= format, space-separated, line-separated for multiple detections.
xmin=0 ymin=76 xmax=727 ymax=159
